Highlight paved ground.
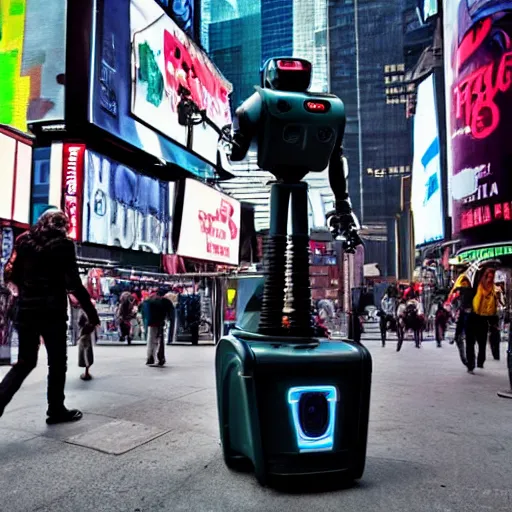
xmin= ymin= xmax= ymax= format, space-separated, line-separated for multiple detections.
xmin=1 ymin=324 xmax=511 ymax=512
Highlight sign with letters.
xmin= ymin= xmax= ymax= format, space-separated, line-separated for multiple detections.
xmin=176 ymin=179 xmax=241 ymax=265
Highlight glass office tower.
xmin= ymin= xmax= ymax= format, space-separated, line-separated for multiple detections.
xmin=329 ymin=0 xmax=413 ymax=224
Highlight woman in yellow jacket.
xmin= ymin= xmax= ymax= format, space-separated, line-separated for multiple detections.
xmin=466 ymin=268 xmax=499 ymax=373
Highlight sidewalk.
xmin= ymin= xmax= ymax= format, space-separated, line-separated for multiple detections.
xmin=1 ymin=337 xmax=511 ymax=512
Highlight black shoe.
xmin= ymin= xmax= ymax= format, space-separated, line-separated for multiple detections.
xmin=146 ymin=357 xmax=155 ymax=365
xmin=467 ymin=368 xmax=475 ymax=374
xmin=158 ymin=360 xmax=166 ymax=367
xmin=477 ymin=364 xmax=484 ymax=369
xmin=449 ymin=339 xmax=455 ymax=345
xmin=46 ymin=408 xmax=83 ymax=425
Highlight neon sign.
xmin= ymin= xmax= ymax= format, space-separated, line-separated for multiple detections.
xmin=458 ymin=244 xmax=512 ymax=262
xmin=454 ymin=49 xmax=512 ymax=140
xmin=460 ymin=200 xmax=511 ymax=230
xmin=62 ymin=144 xmax=85 ymax=241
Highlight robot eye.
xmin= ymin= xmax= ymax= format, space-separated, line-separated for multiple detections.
xmin=317 ymin=127 xmax=334 ymax=143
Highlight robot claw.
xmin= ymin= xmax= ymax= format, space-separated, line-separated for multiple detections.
xmin=326 ymin=211 xmax=363 ymax=254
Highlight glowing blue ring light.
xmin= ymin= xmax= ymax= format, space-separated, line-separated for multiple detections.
xmin=287 ymin=386 xmax=338 ymax=453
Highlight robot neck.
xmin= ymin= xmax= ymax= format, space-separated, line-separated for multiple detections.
xmin=272 ymin=167 xmax=309 ymax=183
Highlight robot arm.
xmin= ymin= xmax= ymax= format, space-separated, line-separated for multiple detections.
xmin=229 ymin=92 xmax=262 ymax=162
xmin=326 ymin=139 xmax=362 ymax=253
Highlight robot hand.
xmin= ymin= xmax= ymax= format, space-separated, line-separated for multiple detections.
xmin=326 ymin=210 xmax=363 ymax=254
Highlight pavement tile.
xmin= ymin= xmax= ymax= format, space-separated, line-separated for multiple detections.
xmin=65 ymin=419 xmax=170 ymax=455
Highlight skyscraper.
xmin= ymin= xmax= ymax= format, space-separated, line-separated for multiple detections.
xmin=293 ymin=0 xmax=329 ymax=92
xmin=201 ymin=0 xmax=261 ymax=111
xmin=261 ymin=0 xmax=293 ymax=62
xmin=329 ymin=0 xmax=412 ymax=227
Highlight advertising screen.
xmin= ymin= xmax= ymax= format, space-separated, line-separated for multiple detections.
xmin=82 ymin=150 xmax=175 ymax=254
xmin=0 ymin=0 xmax=66 ymax=132
xmin=89 ymin=0 xmax=231 ymax=179
xmin=422 ymin=0 xmax=438 ymax=20
xmin=0 ymin=126 xmax=33 ymax=226
xmin=176 ymin=179 xmax=241 ymax=266
xmin=444 ymin=0 xmax=512 ymax=243
xmin=155 ymin=0 xmax=195 ymax=38
xmin=131 ymin=0 xmax=232 ymax=167
xmin=411 ymin=74 xmax=444 ymax=246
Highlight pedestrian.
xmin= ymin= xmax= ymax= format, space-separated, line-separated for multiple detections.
xmin=0 ymin=209 xmax=100 ymax=424
xmin=77 ymin=305 xmax=96 ymax=381
xmin=117 ymin=291 xmax=135 ymax=344
xmin=434 ymin=302 xmax=451 ymax=348
xmin=466 ymin=268 xmax=499 ymax=373
xmin=142 ymin=289 xmax=174 ymax=366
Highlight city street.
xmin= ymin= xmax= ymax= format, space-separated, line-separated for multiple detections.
xmin=1 ymin=326 xmax=511 ymax=512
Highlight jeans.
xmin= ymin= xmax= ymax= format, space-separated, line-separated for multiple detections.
xmin=466 ymin=314 xmax=489 ymax=370
xmin=119 ymin=320 xmax=131 ymax=341
xmin=455 ymin=310 xmax=469 ymax=339
xmin=167 ymin=310 xmax=176 ymax=345
xmin=0 ymin=316 xmax=68 ymax=416
xmin=488 ymin=316 xmax=501 ymax=360
xmin=147 ymin=325 xmax=165 ymax=363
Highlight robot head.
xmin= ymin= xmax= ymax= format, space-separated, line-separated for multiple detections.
xmin=260 ymin=57 xmax=312 ymax=92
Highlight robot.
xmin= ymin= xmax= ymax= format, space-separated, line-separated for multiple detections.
xmin=215 ymin=58 xmax=371 ymax=486
xmin=231 ymin=57 xmax=362 ymax=337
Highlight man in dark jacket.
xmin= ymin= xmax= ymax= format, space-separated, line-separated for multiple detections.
xmin=142 ymin=289 xmax=174 ymax=366
xmin=0 ymin=209 xmax=99 ymax=424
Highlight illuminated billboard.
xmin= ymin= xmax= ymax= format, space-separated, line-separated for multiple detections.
xmin=82 ymin=150 xmax=175 ymax=254
xmin=0 ymin=0 xmax=66 ymax=132
xmin=422 ymin=0 xmax=438 ymax=21
xmin=155 ymin=0 xmax=195 ymax=38
xmin=131 ymin=0 xmax=232 ymax=168
xmin=411 ymin=74 xmax=444 ymax=246
xmin=176 ymin=179 xmax=241 ymax=266
xmin=89 ymin=0 xmax=232 ymax=178
xmin=444 ymin=0 xmax=512 ymax=243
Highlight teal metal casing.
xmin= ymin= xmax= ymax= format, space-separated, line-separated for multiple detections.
xmin=237 ymin=88 xmax=346 ymax=174
xmin=215 ymin=330 xmax=372 ymax=485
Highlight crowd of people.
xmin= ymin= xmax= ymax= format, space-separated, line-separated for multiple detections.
xmin=446 ymin=267 xmax=506 ymax=373
xmin=377 ymin=267 xmax=508 ymax=373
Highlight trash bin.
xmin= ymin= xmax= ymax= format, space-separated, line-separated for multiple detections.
xmin=215 ymin=330 xmax=372 ymax=486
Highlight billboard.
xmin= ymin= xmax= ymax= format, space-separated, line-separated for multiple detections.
xmin=176 ymin=179 xmax=241 ymax=265
xmin=62 ymin=144 xmax=86 ymax=241
xmin=444 ymin=1 xmax=512 ymax=243
xmin=411 ymin=74 xmax=444 ymax=246
xmin=89 ymin=0 xmax=231 ymax=179
xmin=155 ymin=0 xmax=195 ymax=38
xmin=82 ymin=150 xmax=175 ymax=254
xmin=421 ymin=0 xmax=438 ymax=21
xmin=0 ymin=0 xmax=66 ymax=132
xmin=130 ymin=0 xmax=232 ymax=167
xmin=0 ymin=126 xmax=33 ymax=226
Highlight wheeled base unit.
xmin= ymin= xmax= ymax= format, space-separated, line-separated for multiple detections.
xmin=215 ymin=330 xmax=372 ymax=486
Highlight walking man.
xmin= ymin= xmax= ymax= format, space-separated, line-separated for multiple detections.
xmin=143 ymin=289 xmax=174 ymax=366
xmin=0 ymin=209 xmax=99 ymax=424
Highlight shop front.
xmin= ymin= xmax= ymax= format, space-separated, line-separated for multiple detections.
xmin=61 ymin=173 xmax=243 ymax=347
